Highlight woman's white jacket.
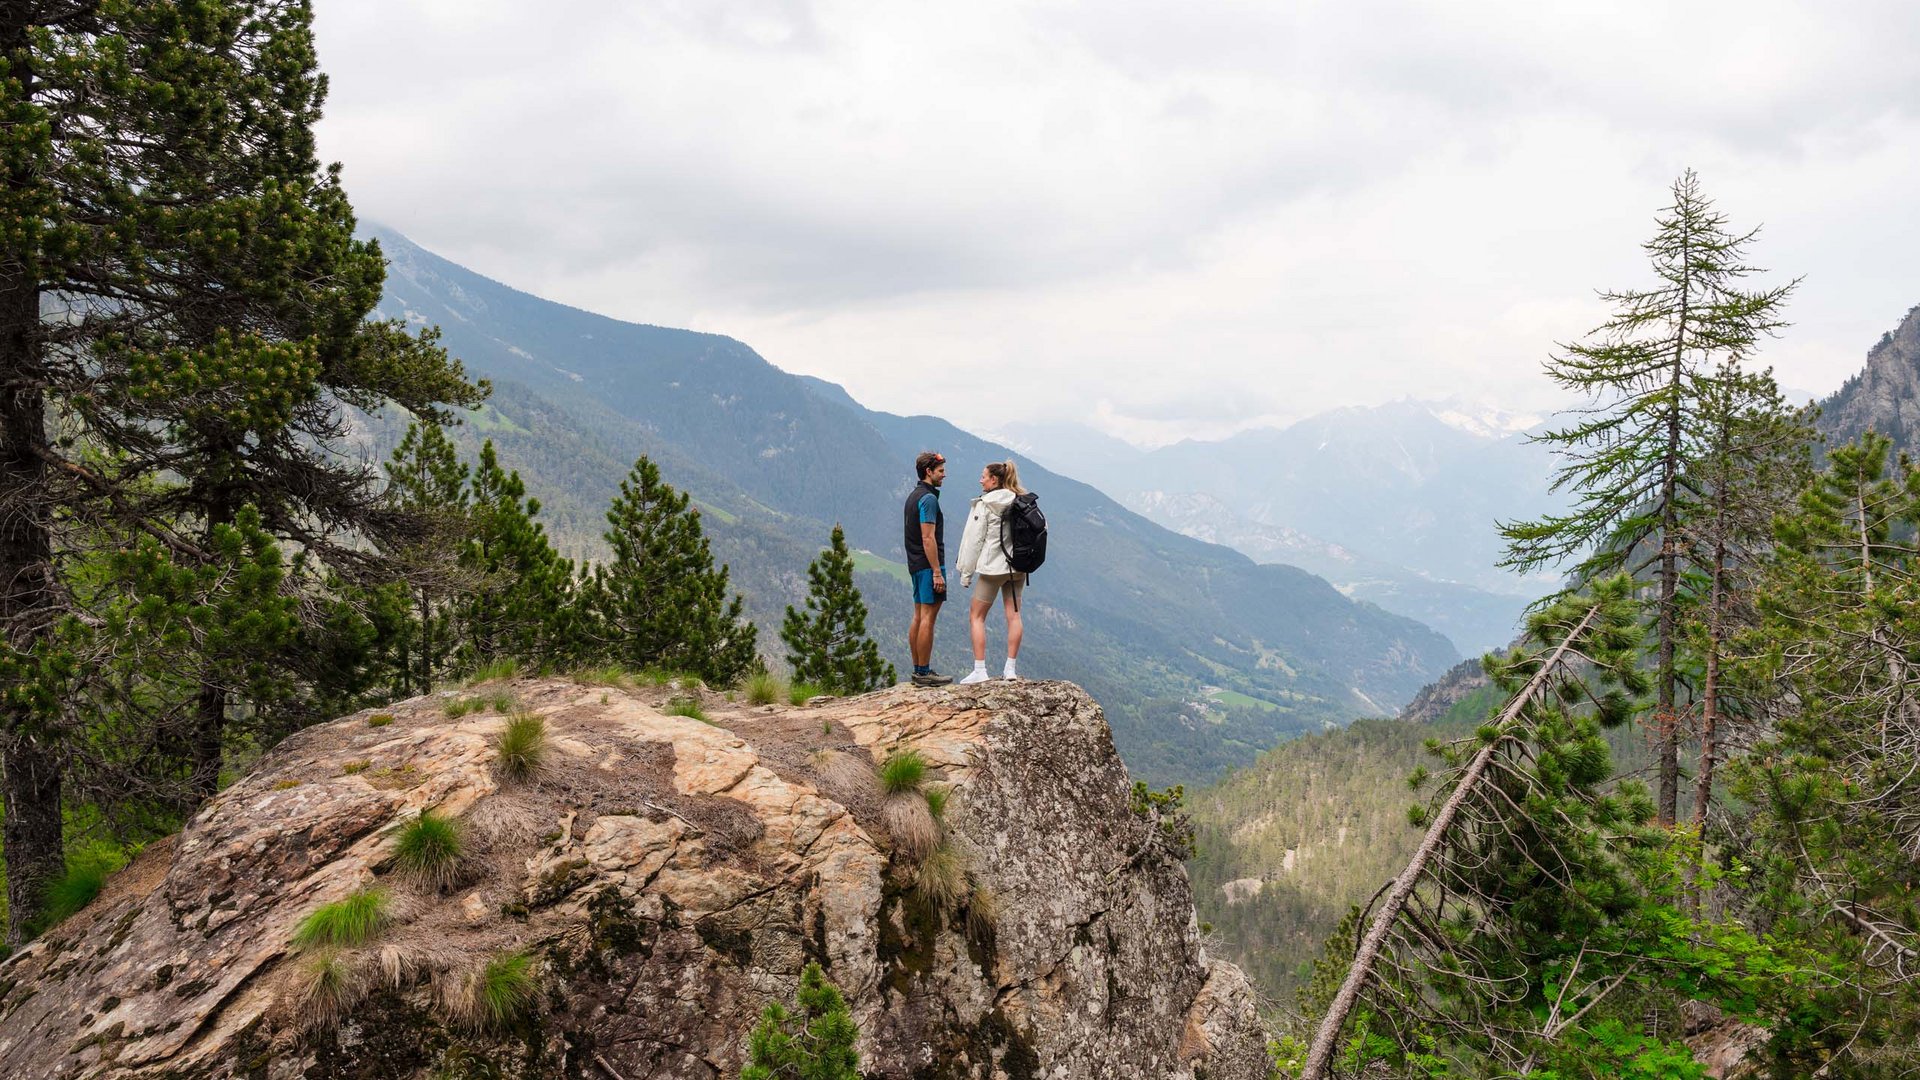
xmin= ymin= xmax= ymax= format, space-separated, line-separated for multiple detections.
xmin=956 ymin=488 xmax=1018 ymax=584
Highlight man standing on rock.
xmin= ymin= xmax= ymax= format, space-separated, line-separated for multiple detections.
xmin=905 ymin=451 xmax=951 ymax=686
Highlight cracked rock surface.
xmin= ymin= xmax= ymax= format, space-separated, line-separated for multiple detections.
xmin=0 ymin=677 xmax=1266 ymax=1079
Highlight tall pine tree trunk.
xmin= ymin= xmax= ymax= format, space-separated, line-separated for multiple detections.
xmin=188 ymin=494 xmax=236 ymax=805
xmin=0 ymin=9 xmax=63 ymax=938
xmin=1656 ymin=266 xmax=1692 ymax=826
xmin=1693 ymin=540 xmax=1726 ymax=828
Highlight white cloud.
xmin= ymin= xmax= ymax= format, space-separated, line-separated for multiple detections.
xmin=315 ymin=0 xmax=1920 ymax=443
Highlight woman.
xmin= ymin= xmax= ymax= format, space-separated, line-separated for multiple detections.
xmin=955 ymin=460 xmax=1027 ymax=683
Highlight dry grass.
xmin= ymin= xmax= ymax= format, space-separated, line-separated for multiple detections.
xmin=966 ymin=883 xmax=999 ymax=942
xmin=812 ymin=749 xmax=879 ymax=801
xmin=438 ymin=950 xmax=540 ymax=1031
xmin=884 ymin=792 xmax=940 ymax=862
xmin=914 ymin=842 xmax=970 ymax=916
xmin=293 ymin=950 xmax=366 ymax=1031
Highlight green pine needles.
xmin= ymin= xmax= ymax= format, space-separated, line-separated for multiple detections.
xmin=741 ymin=961 xmax=861 ymax=1080
xmin=781 ymin=525 xmax=895 ymax=695
xmin=586 ymin=456 xmax=758 ymax=687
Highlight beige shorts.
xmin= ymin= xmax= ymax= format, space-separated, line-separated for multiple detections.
xmin=971 ymin=573 xmax=1025 ymax=607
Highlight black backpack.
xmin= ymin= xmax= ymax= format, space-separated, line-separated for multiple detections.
xmin=999 ymin=492 xmax=1048 ymax=575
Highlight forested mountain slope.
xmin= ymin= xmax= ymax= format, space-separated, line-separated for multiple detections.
xmin=363 ymin=227 xmax=1459 ymax=785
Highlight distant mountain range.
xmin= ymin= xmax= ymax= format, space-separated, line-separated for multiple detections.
xmin=1003 ymin=400 xmax=1565 ymax=653
xmin=362 ymin=227 xmax=1460 ymax=785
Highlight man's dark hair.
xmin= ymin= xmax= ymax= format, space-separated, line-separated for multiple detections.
xmin=914 ymin=451 xmax=945 ymax=481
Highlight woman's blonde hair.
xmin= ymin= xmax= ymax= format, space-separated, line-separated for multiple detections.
xmin=986 ymin=459 xmax=1025 ymax=494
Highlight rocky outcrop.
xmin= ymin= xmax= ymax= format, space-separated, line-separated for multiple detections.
xmin=1818 ymin=302 xmax=1920 ymax=451
xmin=0 ymin=678 xmax=1266 ymax=1079
xmin=1394 ymin=657 xmax=1491 ymax=726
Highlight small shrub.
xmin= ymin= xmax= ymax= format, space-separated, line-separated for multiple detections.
xmin=464 ymin=658 xmax=521 ymax=685
xmin=445 ymin=950 xmax=539 ymax=1031
xmin=745 ymin=670 xmax=785 ymax=706
xmin=393 ymin=809 xmax=465 ymax=891
xmin=742 ymin=962 xmax=860 ymax=1080
xmin=664 ymin=697 xmax=709 ymax=723
xmin=1129 ymin=780 xmax=1196 ymax=859
xmin=913 ymin=842 xmax=969 ymax=916
xmin=878 ymin=748 xmax=928 ymax=795
xmin=292 ymin=888 xmax=389 ymax=949
xmin=883 ymin=793 xmax=939 ymax=862
xmin=923 ymin=783 xmax=951 ymax=821
xmin=342 ymin=760 xmax=371 ymax=775
xmin=789 ymin=682 xmax=823 ymax=706
xmin=368 ymin=713 xmax=395 ymax=728
xmin=494 ymin=712 xmax=547 ymax=782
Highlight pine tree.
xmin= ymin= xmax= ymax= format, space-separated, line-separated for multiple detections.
xmin=740 ymin=961 xmax=861 ymax=1080
xmin=1 ymin=0 xmax=478 ymax=940
xmin=587 ymin=456 xmax=757 ymax=685
xmin=1500 ymin=170 xmax=1797 ymax=825
xmin=385 ymin=420 xmax=473 ymax=696
xmin=460 ymin=441 xmax=579 ymax=671
xmin=782 ymin=525 xmax=895 ymax=695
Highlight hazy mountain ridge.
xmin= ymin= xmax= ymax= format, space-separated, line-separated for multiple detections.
xmin=363 ymin=227 xmax=1460 ymax=785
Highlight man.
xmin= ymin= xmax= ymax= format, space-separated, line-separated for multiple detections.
xmin=904 ymin=451 xmax=951 ymax=686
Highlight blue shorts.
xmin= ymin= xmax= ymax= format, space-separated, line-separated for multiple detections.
xmin=911 ymin=567 xmax=948 ymax=605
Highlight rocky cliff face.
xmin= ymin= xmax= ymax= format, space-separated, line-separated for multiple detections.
xmin=1819 ymin=303 xmax=1920 ymax=450
xmin=0 ymin=678 xmax=1266 ymax=1079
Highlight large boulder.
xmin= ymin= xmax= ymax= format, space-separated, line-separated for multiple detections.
xmin=0 ymin=678 xmax=1267 ymax=1079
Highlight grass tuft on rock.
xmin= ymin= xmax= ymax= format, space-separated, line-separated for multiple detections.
xmin=745 ymin=669 xmax=784 ymax=706
xmin=883 ymin=793 xmax=940 ymax=862
xmin=789 ymin=682 xmax=824 ymax=706
xmin=368 ymin=713 xmax=395 ymax=728
xmin=923 ymin=783 xmax=952 ymax=821
xmin=664 ymin=697 xmax=709 ymax=723
xmin=493 ymin=712 xmax=547 ymax=782
xmin=913 ymin=842 xmax=970 ymax=917
xmin=393 ymin=809 xmax=465 ymax=892
xmin=445 ymin=691 xmax=517 ymax=719
xmin=966 ymin=883 xmax=999 ymax=942
xmin=878 ymin=748 xmax=928 ymax=795
xmin=444 ymin=950 xmax=540 ymax=1031
xmin=292 ymin=888 xmax=389 ymax=950
xmin=29 ymin=843 xmax=128 ymax=934
xmin=295 ymin=950 xmax=366 ymax=1031
xmin=569 ymin=664 xmax=632 ymax=689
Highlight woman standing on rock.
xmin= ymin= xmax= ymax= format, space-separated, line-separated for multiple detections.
xmin=955 ymin=460 xmax=1027 ymax=684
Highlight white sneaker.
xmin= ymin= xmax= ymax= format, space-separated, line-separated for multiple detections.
xmin=1002 ymin=664 xmax=1019 ymax=680
xmin=959 ymin=668 xmax=991 ymax=685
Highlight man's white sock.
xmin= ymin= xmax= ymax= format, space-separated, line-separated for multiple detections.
xmin=1003 ymin=658 xmax=1018 ymax=679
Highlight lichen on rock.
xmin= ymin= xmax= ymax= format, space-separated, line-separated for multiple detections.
xmin=0 ymin=677 xmax=1267 ymax=1079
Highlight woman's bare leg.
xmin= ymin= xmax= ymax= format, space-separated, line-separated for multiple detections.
xmin=1004 ymin=591 xmax=1024 ymax=659
xmin=969 ymin=599 xmax=991 ymax=662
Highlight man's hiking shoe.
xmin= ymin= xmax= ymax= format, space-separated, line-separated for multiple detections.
xmin=911 ymin=670 xmax=953 ymax=687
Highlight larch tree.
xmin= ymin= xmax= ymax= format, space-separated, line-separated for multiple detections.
xmin=587 ymin=455 xmax=756 ymax=686
xmin=1500 ymin=169 xmax=1797 ymax=825
xmin=782 ymin=525 xmax=894 ymax=694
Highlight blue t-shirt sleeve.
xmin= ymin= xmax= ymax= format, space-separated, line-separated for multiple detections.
xmin=917 ymin=493 xmax=938 ymax=525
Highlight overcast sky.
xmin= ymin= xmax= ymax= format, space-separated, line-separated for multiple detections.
xmin=313 ymin=0 xmax=1920 ymax=446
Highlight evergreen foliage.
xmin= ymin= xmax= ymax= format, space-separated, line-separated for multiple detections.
xmin=586 ymin=456 xmax=757 ymax=686
xmin=1500 ymin=169 xmax=1798 ymax=825
xmin=740 ymin=961 xmax=861 ymax=1080
xmin=782 ymin=525 xmax=894 ymax=694
xmin=384 ymin=421 xmax=474 ymax=696
xmin=460 ymin=442 xmax=580 ymax=671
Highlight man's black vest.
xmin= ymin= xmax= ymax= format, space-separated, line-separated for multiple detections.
xmin=902 ymin=481 xmax=944 ymax=573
